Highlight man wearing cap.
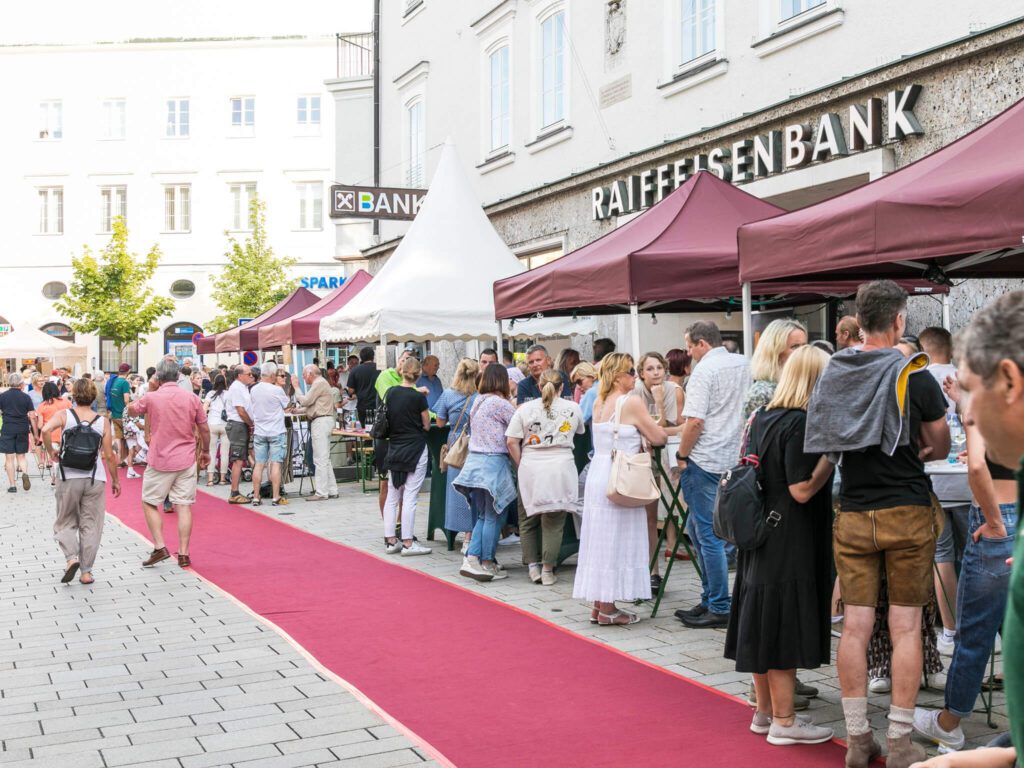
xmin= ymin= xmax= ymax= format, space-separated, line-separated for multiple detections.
xmin=108 ymin=363 xmax=133 ymax=466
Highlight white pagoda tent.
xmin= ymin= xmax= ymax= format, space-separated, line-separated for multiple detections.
xmin=0 ymin=326 xmax=87 ymax=364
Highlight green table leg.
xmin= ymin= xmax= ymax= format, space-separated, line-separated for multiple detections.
xmin=649 ymin=448 xmax=701 ymax=618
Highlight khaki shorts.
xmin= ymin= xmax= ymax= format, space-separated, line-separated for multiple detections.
xmin=834 ymin=501 xmax=941 ymax=607
xmin=142 ymin=466 xmax=197 ymax=506
xmin=112 ymin=418 xmax=124 ymax=440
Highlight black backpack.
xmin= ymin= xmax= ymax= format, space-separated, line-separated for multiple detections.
xmin=59 ymin=410 xmax=103 ymax=483
xmin=712 ymin=409 xmax=785 ymax=551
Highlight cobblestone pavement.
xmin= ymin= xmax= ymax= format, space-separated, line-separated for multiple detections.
xmin=2 ymin=460 xmax=1008 ymax=766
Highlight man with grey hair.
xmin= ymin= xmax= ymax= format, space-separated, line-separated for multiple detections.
xmin=128 ymin=356 xmax=209 ymax=568
xmin=0 ymin=371 xmax=36 ymax=492
xmin=249 ymin=361 xmax=290 ymax=506
xmin=516 ymin=344 xmax=571 ymax=404
xmin=291 ymin=363 xmax=338 ymax=501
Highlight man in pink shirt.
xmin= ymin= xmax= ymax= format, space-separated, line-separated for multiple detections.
xmin=128 ymin=356 xmax=210 ymax=568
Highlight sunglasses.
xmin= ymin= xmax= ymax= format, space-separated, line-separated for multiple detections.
xmin=625 ymin=368 xmax=637 ymax=377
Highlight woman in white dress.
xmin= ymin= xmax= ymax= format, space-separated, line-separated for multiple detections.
xmin=573 ymin=353 xmax=667 ymax=625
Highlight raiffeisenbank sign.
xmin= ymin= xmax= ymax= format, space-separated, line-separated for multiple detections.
xmin=591 ymin=85 xmax=923 ymax=221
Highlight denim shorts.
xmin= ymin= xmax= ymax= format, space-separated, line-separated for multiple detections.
xmin=253 ymin=433 xmax=287 ymax=464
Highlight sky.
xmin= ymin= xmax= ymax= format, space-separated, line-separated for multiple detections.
xmin=0 ymin=0 xmax=373 ymax=45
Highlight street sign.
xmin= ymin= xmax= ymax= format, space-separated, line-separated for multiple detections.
xmin=238 ymin=318 xmax=254 ymax=326
xmin=191 ymin=332 xmax=204 ymax=345
xmin=329 ymin=184 xmax=427 ymax=221
xmin=242 ymin=351 xmax=258 ymax=365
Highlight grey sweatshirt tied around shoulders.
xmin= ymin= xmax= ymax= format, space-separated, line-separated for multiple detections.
xmin=805 ymin=347 xmax=931 ymax=459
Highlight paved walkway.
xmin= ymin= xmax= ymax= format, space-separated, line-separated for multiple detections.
xmin=1 ymin=460 xmax=1008 ymax=766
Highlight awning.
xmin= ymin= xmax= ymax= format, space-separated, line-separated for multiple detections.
xmin=196 ymin=288 xmax=320 ymax=354
xmin=257 ymin=270 xmax=372 ymax=349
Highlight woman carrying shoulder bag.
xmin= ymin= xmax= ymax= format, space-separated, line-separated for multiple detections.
xmin=434 ymin=358 xmax=479 ymax=551
xmin=723 ymin=345 xmax=834 ymax=746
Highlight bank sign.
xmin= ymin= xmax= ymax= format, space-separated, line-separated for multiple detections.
xmin=591 ymin=85 xmax=924 ymax=221
xmin=329 ymin=184 xmax=427 ymax=221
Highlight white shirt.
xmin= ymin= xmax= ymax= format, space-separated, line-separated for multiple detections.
xmin=249 ymin=381 xmax=290 ymax=438
xmin=204 ymin=389 xmax=227 ymax=426
xmin=927 ymin=362 xmax=957 ymax=417
xmin=682 ymin=346 xmax=752 ymax=474
xmin=223 ymin=380 xmax=252 ymax=423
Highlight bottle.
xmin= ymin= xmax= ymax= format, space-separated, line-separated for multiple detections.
xmin=947 ymin=413 xmax=965 ymax=463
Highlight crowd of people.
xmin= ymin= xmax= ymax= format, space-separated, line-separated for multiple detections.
xmin=2 ymin=279 xmax=1021 ymax=767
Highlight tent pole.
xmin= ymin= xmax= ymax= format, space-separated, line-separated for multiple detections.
xmin=496 ymin=321 xmax=504 ymax=357
xmin=629 ymin=303 xmax=641 ymax=357
xmin=742 ymin=283 xmax=753 ymax=357
xmin=941 ymin=293 xmax=951 ymax=330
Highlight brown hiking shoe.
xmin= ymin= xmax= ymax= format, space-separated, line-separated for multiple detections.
xmin=885 ymin=734 xmax=926 ymax=768
xmin=844 ymin=731 xmax=881 ymax=768
xmin=177 ymin=554 xmax=191 ymax=568
xmin=142 ymin=547 xmax=170 ymax=567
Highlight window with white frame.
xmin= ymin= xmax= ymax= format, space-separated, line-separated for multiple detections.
xmin=780 ymin=0 xmax=825 ymax=20
xmin=295 ymin=183 xmax=323 ymax=230
xmin=540 ymin=11 xmax=566 ymax=129
xmin=101 ymin=99 xmax=126 ymax=139
xmin=229 ymin=183 xmax=257 ymax=230
xmin=489 ymin=46 xmax=510 ymax=151
xmin=297 ymin=95 xmax=321 ymax=132
xmin=163 ymin=184 xmax=191 ymax=232
xmin=166 ymin=98 xmax=190 ymax=137
xmin=38 ymin=100 xmax=63 ymax=140
xmin=406 ymin=101 xmax=425 ymax=187
xmin=681 ymin=0 xmax=716 ymax=64
xmin=230 ymin=96 xmax=255 ymax=136
xmin=37 ymin=187 xmax=63 ymax=235
xmin=99 ymin=186 xmax=127 ymax=232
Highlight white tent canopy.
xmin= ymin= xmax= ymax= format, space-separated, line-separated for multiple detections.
xmin=0 ymin=326 xmax=87 ymax=361
xmin=320 ymin=140 xmax=592 ymax=343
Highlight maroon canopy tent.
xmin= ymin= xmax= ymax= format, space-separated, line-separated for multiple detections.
xmin=493 ymin=172 xmax=943 ymax=320
xmin=257 ymin=270 xmax=372 ymax=350
xmin=738 ymin=94 xmax=1024 ymax=284
xmin=196 ymin=288 xmax=320 ymax=355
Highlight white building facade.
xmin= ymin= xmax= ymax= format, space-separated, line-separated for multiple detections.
xmin=0 ymin=35 xmax=358 ymax=372
xmin=340 ymin=0 xmax=1024 ymax=353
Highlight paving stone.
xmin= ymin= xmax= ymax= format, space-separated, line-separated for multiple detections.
xmin=198 ymin=723 xmax=301 ymax=752
xmin=102 ymin=736 xmax=205 ymax=766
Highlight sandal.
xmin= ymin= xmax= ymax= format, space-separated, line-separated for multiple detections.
xmin=79 ymin=573 xmax=94 ymax=585
xmin=252 ymin=499 xmax=263 ymax=506
xmin=597 ymin=610 xmax=641 ymax=626
xmin=60 ymin=561 xmax=80 ymax=584
xmin=272 ymin=497 xmax=289 ymax=507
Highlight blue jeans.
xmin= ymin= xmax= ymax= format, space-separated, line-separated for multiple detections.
xmin=680 ymin=459 xmax=730 ymax=615
xmin=945 ymin=503 xmax=1017 ymax=718
xmin=467 ymin=488 xmax=505 ymax=562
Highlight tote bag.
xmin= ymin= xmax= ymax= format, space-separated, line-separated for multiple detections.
xmin=605 ymin=396 xmax=659 ymax=507
xmin=440 ymin=394 xmax=473 ymax=472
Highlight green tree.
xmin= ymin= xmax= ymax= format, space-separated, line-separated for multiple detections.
xmin=206 ymin=197 xmax=298 ymax=333
xmin=56 ymin=217 xmax=174 ymax=357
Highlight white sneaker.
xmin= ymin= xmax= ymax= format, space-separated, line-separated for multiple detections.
xmin=541 ymin=570 xmax=557 ymax=586
xmin=766 ymin=719 xmax=834 ymax=746
xmin=497 ymin=534 xmax=520 ymax=546
xmin=868 ymin=676 xmax=891 ymax=693
xmin=126 ymin=468 xmax=140 ymax=479
xmin=528 ymin=564 xmax=542 ymax=584
xmin=460 ymin=539 xmax=469 ymax=555
xmin=912 ymin=708 xmax=965 ymax=751
xmin=384 ymin=540 xmax=402 ymax=555
xmin=923 ymin=670 xmax=948 ymax=691
xmin=936 ymin=633 xmax=955 ymax=656
xmin=401 ymin=542 xmax=431 ymax=557
xmin=750 ymin=712 xmax=811 ymax=735
xmin=459 ymin=557 xmax=493 ymax=582
xmin=485 ymin=562 xmax=508 ymax=580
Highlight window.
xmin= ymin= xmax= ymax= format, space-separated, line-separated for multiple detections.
xmin=37 ymin=187 xmax=63 ymax=235
xmin=38 ymin=100 xmax=62 ymax=140
xmin=540 ymin=11 xmax=566 ymax=129
xmin=489 ymin=46 xmax=510 ymax=151
xmin=297 ymin=95 xmax=321 ymax=129
xmin=163 ymin=184 xmax=191 ymax=232
xmin=295 ymin=183 xmax=323 ymax=230
xmin=518 ymin=244 xmax=563 ymax=270
xmin=41 ymin=282 xmax=68 ymax=300
xmin=230 ymin=183 xmax=257 ymax=230
xmin=40 ymin=323 xmax=74 ymax=342
xmin=681 ymin=0 xmax=715 ymax=63
xmin=230 ymin=96 xmax=255 ymax=136
xmin=166 ymin=98 xmax=190 ymax=137
xmin=406 ymin=101 xmax=425 ymax=187
xmin=100 ymin=337 xmax=138 ymax=373
xmin=170 ymin=280 xmax=196 ymax=299
xmin=99 ymin=186 xmax=127 ymax=232
xmin=102 ymin=99 xmax=126 ymax=139
xmin=780 ymin=0 xmax=825 ymax=20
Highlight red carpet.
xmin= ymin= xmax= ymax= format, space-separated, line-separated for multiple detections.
xmin=106 ymin=474 xmax=854 ymax=767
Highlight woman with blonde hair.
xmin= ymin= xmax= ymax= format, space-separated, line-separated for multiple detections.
xmin=724 ymin=345 xmax=835 ymax=745
xmin=743 ymin=318 xmax=808 ymax=419
xmin=572 ymin=353 xmax=666 ymax=624
xmin=435 ymin=358 xmax=480 ymax=548
xmin=506 ymin=368 xmax=584 ymax=585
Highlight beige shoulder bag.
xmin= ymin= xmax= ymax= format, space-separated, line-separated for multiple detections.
xmin=605 ymin=395 xmax=660 ymax=507
xmin=439 ymin=395 xmax=473 ymax=473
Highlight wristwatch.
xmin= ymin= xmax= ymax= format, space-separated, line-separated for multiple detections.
xmin=675 ymin=452 xmax=688 ymax=462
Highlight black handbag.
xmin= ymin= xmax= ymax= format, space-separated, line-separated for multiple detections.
xmin=712 ymin=409 xmax=785 ymax=551
xmin=370 ymin=391 xmax=390 ymax=439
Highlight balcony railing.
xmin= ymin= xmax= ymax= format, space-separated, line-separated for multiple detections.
xmin=336 ymin=32 xmax=373 ymax=79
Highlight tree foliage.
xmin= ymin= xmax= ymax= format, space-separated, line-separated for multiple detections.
xmin=56 ymin=217 xmax=174 ymax=352
xmin=206 ymin=198 xmax=298 ymax=333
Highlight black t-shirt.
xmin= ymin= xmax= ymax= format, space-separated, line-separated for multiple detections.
xmin=839 ymin=371 xmax=948 ymax=511
xmin=347 ymin=362 xmax=380 ymax=409
xmin=0 ymin=389 xmax=35 ymax=435
xmin=383 ymin=386 xmax=428 ymax=438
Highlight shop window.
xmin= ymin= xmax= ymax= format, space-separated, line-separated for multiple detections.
xmin=40 ymin=322 xmax=75 ymax=343
xmin=170 ymin=279 xmax=196 ymax=299
xmin=42 ymin=281 xmax=68 ymax=300
xmin=100 ymin=337 xmax=138 ymax=373
xmin=164 ymin=322 xmax=202 ymax=365
xmin=540 ymin=10 xmax=566 ymax=129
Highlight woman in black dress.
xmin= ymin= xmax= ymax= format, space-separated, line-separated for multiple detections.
xmin=724 ymin=345 xmax=835 ymax=747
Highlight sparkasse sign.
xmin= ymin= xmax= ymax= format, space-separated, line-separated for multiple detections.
xmin=329 ymin=184 xmax=427 ymax=221
xmin=591 ymin=85 xmax=924 ymax=221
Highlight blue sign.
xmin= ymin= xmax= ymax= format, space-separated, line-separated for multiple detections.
xmin=300 ymin=276 xmax=347 ymax=290
xmin=238 ymin=317 xmax=254 ymax=326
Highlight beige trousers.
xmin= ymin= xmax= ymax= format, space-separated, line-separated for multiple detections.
xmin=54 ymin=477 xmax=106 ymax=572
